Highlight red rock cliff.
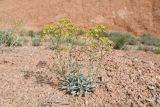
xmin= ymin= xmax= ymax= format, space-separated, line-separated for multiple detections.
xmin=0 ymin=0 xmax=160 ymax=35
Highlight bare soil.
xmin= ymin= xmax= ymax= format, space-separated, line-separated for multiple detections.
xmin=0 ymin=46 xmax=160 ymax=107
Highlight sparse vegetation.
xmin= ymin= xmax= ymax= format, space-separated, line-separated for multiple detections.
xmin=139 ymin=33 xmax=160 ymax=47
xmin=1 ymin=1 xmax=160 ymax=106
xmin=42 ymin=18 xmax=82 ymax=49
xmin=41 ymin=18 xmax=113 ymax=96
xmin=107 ymin=32 xmax=138 ymax=49
xmin=32 ymin=38 xmax=41 ymax=46
xmin=41 ymin=18 xmax=160 ymax=97
xmin=28 ymin=30 xmax=35 ymax=37
xmin=105 ymin=32 xmax=160 ymax=54
xmin=62 ymin=72 xmax=95 ymax=96
xmin=0 ymin=30 xmax=23 ymax=47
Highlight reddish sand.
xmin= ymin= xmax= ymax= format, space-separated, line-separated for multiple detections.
xmin=0 ymin=46 xmax=160 ymax=107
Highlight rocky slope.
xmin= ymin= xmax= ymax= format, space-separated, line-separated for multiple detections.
xmin=0 ymin=46 xmax=160 ymax=107
xmin=0 ymin=0 xmax=160 ymax=35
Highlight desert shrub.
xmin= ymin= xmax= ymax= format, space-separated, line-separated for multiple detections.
xmin=113 ymin=36 xmax=128 ymax=49
xmin=87 ymin=25 xmax=113 ymax=48
xmin=0 ymin=30 xmax=23 ymax=47
xmin=139 ymin=33 xmax=160 ymax=47
xmin=62 ymin=72 xmax=95 ymax=96
xmin=84 ymin=25 xmax=113 ymax=76
xmin=41 ymin=18 xmax=81 ymax=48
xmin=10 ymin=39 xmax=23 ymax=46
xmin=32 ymin=38 xmax=41 ymax=46
xmin=42 ymin=18 xmax=112 ymax=96
xmin=28 ymin=30 xmax=35 ymax=37
xmin=42 ymin=18 xmax=112 ymax=74
xmin=42 ymin=18 xmax=83 ymax=74
xmin=107 ymin=32 xmax=138 ymax=49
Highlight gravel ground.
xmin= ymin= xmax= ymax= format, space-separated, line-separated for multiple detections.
xmin=0 ymin=46 xmax=160 ymax=107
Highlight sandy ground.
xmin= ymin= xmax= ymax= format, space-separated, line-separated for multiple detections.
xmin=0 ymin=46 xmax=160 ymax=107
